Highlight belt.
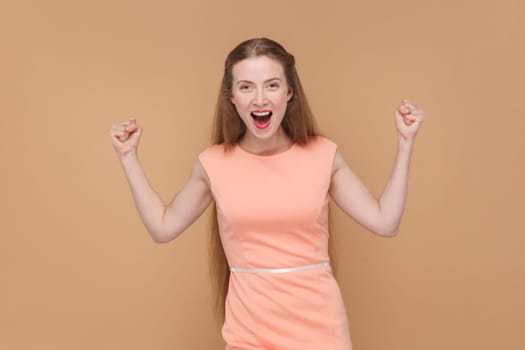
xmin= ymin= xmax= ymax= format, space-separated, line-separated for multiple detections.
xmin=229 ymin=261 xmax=330 ymax=274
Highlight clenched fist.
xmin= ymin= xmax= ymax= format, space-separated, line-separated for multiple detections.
xmin=109 ymin=117 xmax=143 ymax=158
xmin=395 ymin=99 xmax=424 ymax=141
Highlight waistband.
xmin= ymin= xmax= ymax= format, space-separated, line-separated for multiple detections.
xmin=229 ymin=261 xmax=330 ymax=274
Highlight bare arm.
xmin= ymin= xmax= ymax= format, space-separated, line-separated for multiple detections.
xmin=110 ymin=118 xmax=212 ymax=243
xmin=120 ymin=155 xmax=212 ymax=243
xmin=329 ymin=99 xmax=424 ymax=237
xmin=330 ymin=142 xmax=413 ymax=237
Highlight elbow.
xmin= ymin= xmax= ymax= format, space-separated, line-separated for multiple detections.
xmin=149 ymin=227 xmax=177 ymax=244
xmin=381 ymin=227 xmax=399 ymax=237
xmin=374 ymin=203 xmax=403 ymax=237
xmin=373 ymin=210 xmax=402 ymax=237
xmin=151 ymin=234 xmax=170 ymax=244
xmin=374 ymin=222 xmax=400 ymax=237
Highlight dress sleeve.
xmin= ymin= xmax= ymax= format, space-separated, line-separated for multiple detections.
xmin=316 ymin=135 xmax=338 ymax=170
xmin=197 ymin=144 xmax=224 ymax=190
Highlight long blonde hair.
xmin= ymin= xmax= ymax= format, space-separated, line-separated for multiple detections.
xmin=208 ymin=38 xmax=337 ymax=324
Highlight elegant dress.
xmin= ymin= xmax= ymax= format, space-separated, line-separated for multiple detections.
xmin=199 ymin=136 xmax=352 ymax=350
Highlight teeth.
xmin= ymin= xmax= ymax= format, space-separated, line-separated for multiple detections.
xmin=251 ymin=111 xmax=271 ymax=117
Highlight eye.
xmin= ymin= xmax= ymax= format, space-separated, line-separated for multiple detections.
xmin=239 ymin=84 xmax=252 ymax=91
xmin=267 ymin=81 xmax=280 ymax=89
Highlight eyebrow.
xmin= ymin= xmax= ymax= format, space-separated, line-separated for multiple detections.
xmin=235 ymin=77 xmax=282 ymax=85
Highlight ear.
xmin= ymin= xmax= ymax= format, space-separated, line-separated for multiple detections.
xmin=230 ymin=93 xmax=236 ymax=105
xmin=287 ymin=88 xmax=293 ymax=102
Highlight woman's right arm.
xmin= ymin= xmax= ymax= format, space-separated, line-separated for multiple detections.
xmin=110 ymin=118 xmax=213 ymax=243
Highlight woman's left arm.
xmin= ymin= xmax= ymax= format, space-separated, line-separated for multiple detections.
xmin=329 ymin=99 xmax=425 ymax=237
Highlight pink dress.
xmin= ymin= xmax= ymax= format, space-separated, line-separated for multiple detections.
xmin=199 ymin=136 xmax=352 ymax=350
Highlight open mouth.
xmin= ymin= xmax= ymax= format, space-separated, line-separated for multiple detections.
xmin=250 ymin=111 xmax=272 ymax=129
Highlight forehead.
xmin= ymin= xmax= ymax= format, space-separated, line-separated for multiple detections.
xmin=231 ymin=56 xmax=285 ymax=82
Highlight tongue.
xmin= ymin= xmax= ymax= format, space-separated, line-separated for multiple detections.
xmin=254 ymin=115 xmax=271 ymax=129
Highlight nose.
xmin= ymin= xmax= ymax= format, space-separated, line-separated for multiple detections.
xmin=253 ymin=88 xmax=267 ymax=107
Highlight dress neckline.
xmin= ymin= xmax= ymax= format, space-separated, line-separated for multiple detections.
xmin=236 ymin=142 xmax=296 ymax=158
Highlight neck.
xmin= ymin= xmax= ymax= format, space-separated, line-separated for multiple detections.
xmin=239 ymin=128 xmax=292 ymax=156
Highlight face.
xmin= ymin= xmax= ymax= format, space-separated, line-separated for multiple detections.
xmin=230 ymin=55 xmax=293 ymax=142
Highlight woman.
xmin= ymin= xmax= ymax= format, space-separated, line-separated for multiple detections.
xmin=110 ymin=38 xmax=424 ymax=350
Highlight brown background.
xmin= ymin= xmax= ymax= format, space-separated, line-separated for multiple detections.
xmin=1 ymin=0 xmax=524 ymax=349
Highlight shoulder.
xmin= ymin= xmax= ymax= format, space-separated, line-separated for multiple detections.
xmin=313 ymin=135 xmax=337 ymax=150
xmin=303 ymin=135 xmax=337 ymax=148
xmin=198 ymin=143 xmax=227 ymax=165
xmin=198 ymin=143 xmax=225 ymax=158
xmin=300 ymin=135 xmax=338 ymax=157
xmin=294 ymin=135 xmax=339 ymax=178
xmin=305 ymin=136 xmax=344 ymax=176
xmin=197 ymin=143 xmax=234 ymax=183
